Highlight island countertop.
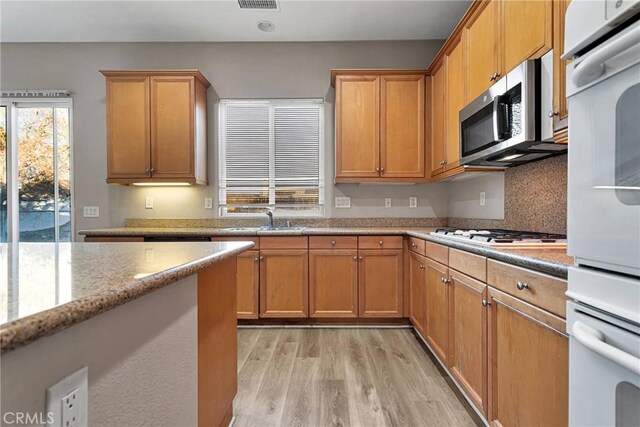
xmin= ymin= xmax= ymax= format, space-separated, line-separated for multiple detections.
xmin=0 ymin=241 xmax=254 ymax=353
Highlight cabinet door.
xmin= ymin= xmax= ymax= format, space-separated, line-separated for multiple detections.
xmin=150 ymin=76 xmax=195 ymax=179
xmin=309 ymin=249 xmax=359 ymax=318
xmin=430 ymin=61 xmax=447 ymax=176
xmin=237 ymin=250 xmax=260 ymax=319
xmin=450 ymin=271 xmax=488 ymax=415
xmin=409 ymin=252 xmax=427 ymax=335
xmin=335 ymin=75 xmax=380 ymax=178
xmin=502 ymin=0 xmax=553 ymax=74
xmin=358 ymin=249 xmax=403 ymax=317
xmin=380 ymin=75 xmax=425 ymax=178
xmin=445 ymin=37 xmax=464 ymax=170
xmin=106 ymin=76 xmax=151 ymax=179
xmin=259 ymin=250 xmax=309 ymax=318
xmin=553 ymin=0 xmax=571 ymax=140
xmin=487 ymin=288 xmax=568 ymax=427
xmin=425 ymin=259 xmax=450 ymax=364
xmin=465 ymin=0 xmax=501 ymax=102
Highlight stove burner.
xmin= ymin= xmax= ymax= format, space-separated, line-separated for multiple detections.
xmin=433 ymin=228 xmax=567 ymax=245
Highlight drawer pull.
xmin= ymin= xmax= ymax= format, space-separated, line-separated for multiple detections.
xmin=419 ymin=264 xmax=425 ymax=269
xmin=378 ymin=240 xmax=384 ymax=245
xmin=411 ymin=243 xmax=417 ymax=248
xmin=331 ymin=240 xmax=336 ymax=246
xmin=516 ymin=281 xmax=529 ymax=290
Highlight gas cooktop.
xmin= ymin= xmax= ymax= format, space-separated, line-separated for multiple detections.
xmin=431 ymin=228 xmax=567 ymax=248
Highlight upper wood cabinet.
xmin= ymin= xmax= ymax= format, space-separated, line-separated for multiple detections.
xmin=445 ymin=36 xmax=464 ymax=171
xmin=309 ymin=249 xmax=359 ymax=318
xmin=487 ymin=288 xmax=568 ymax=426
xmin=552 ymin=0 xmax=571 ymax=142
xmin=430 ymin=61 xmax=447 ymax=177
xmin=464 ymin=0 xmax=502 ymax=102
xmin=101 ymin=69 xmax=210 ymax=185
xmin=333 ymin=70 xmax=427 ymax=182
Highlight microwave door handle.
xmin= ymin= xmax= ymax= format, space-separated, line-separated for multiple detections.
xmin=572 ymin=25 xmax=640 ymax=88
xmin=492 ymin=96 xmax=505 ymax=142
xmin=572 ymin=321 xmax=640 ymax=376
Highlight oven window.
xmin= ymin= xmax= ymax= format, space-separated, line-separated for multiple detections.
xmin=615 ymin=83 xmax=640 ymax=206
xmin=616 ymin=381 xmax=640 ymax=427
xmin=461 ymin=102 xmax=496 ymax=157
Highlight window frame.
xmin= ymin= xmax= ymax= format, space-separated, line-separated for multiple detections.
xmin=218 ymin=98 xmax=325 ymax=218
xmin=0 ymin=97 xmax=75 ymax=243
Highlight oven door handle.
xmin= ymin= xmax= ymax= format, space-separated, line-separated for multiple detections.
xmin=572 ymin=25 xmax=640 ymax=88
xmin=572 ymin=321 xmax=640 ymax=375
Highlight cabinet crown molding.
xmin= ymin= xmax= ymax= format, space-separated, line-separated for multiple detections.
xmin=100 ymin=69 xmax=211 ymax=88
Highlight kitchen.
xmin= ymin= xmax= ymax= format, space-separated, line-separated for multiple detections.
xmin=0 ymin=0 xmax=638 ymax=426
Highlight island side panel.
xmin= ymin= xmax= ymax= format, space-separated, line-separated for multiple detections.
xmin=198 ymin=257 xmax=238 ymax=427
xmin=0 ymin=275 xmax=198 ymax=425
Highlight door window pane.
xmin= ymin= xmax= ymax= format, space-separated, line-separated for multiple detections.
xmin=0 ymin=106 xmax=6 ymax=242
xmin=56 ymin=108 xmax=71 ymax=242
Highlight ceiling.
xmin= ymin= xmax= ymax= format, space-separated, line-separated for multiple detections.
xmin=0 ymin=0 xmax=471 ymax=43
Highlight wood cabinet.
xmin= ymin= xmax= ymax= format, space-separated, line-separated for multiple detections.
xmin=487 ymin=287 xmax=568 ymax=427
xmin=502 ymin=0 xmax=553 ymax=75
xmin=259 ymin=249 xmax=309 ymax=318
xmin=309 ymin=249 xmax=359 ymax=318
xmin=333 ymin=70 xmax=426 ymax=182
xmin=464 ymin=0 xmax=501 ymax=102
xmin=101 ymin=69 xmax=210 ymax=185
xmin=409 ymin=252 xmax=427 ymax=335
xmin=552 ymin=0 xmax=571 ymax=143
xmin=236 ymin=250 xmax=260 ymax=319
xmin=445 ymin=36 xmax=465 ymax=170
xmin=430 ymin=61 xmax=447 ymax=176
xmin=424 ymin=258 xmax=450 ymax=364
xmin=358 ymin=249 xmax=403 ymax=317
xmin=449 ymin=270 xmax=488 ymax=415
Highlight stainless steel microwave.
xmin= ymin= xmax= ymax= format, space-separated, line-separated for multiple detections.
xmin=459 ymin=52 xmax=566 ymax=167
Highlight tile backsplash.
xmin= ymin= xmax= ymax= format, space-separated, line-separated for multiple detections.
xmin=504 ymin=154 xmax=567 ymax=234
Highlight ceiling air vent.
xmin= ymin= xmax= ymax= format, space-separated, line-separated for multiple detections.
xmin=237 ymin=0 xmax=279 ymax=10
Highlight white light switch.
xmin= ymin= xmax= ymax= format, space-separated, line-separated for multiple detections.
xmin=480 ymin=192 xmax=486 ymax=206
xmin=145 ymin=196 xmax=154 ymax=209
xmin=385 ymin=198 xmax=392 ymax=208
xmin=335 ymin=197 xmax=351 ymax=209
xmin=83 ymin=206 xmax=99 ymax=218
xmin=409 ymin=197 xmax=417 ymax=208
xmin=204 ymin=197 xmax=213 ymax=209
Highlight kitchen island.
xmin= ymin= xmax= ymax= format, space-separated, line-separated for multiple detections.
xmin=0 ymin=240 xmax=253 ymax=426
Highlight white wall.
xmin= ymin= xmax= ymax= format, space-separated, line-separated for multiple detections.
xmin=447 ymin=172 xmax=504 ymax=219
xmin=0 ymin=40 xmax=449 ymax=233
xmin=0 ymin=276 xmax=198 ymax=426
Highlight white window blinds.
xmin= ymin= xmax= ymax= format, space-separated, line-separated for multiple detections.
xmin=219 ymin=99 xmax=324 ymax=215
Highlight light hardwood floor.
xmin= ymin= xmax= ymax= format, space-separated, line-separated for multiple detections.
xmin=234 ymin=328 xmax=482 ymax=427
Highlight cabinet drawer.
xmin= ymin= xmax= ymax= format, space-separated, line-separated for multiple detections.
xmin=408 ymin=237 xmax=426 ymax=255
xmin=259 ymin=236 xmax=308 ymax=249
xmin=487 ymin=259 xmax=568 ymax=318
xmin=309 ymin=236 xmax=358 ymax=249
xmin=211 ymin=236 xmax=259 ymax=249
xmin=425 ymin=241 xmax=449 ymax=265
xmin=358 ymin=236 xmax=403 ymax=249
xmin=449 ymin=248 xmax=487 ymax=282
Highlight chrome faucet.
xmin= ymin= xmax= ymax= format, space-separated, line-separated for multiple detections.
xmin=265 ymin=208 xmax=275 ymax=229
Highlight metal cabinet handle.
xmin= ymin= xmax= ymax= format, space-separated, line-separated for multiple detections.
xmin=411 ymin=243 xmax=417 ymax=248
xmin=331 ymin=240 xmax=336 ymax=246
xmin=376 ymin=167 xmax=380 ymax=172
xmin=358 ymin=256 xmax=363 ymax=260
xmin=516 ymin=281 xmax=529 ymax=290
xmin=380 ymin=167 xmax=385 ymax=173
xmin=254 ymin=257 xmax=259 ymax=261
xmin=259 ymin=256 xmax=264 ymax=261
xmin=353 ymin=256 xmax=358 ymax=260
xmin=419 ymin=264 xmax=425 ymax=269
xmin=149 ymin=168 xmax=155 ymax=174
xmin=482 ymin=299 xmax=489 ymax=307
xmin=378 ymin=240 xmax=384 ymax=246
xmin=548 ymin=110 xmax=559 ymax=118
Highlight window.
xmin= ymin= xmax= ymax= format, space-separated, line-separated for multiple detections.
xmin=219 ymin=99 xmax=324 ymax=216
xmin=0 ymin=95 xmax=73 ymax=242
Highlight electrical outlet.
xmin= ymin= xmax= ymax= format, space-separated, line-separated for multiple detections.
xmin=480 ymin=192 xmax=486 ymax=206
xmin=145 ymin=196 xmax=154 ymax=209
xmin=335 ymin=196 xmax=351 ymax=209
xmin=82 ymin=206 xmax=99 ymax=218
xmin=385 ymin=198 xmax=392 ymax=208
xmin=204 ymin=197 xmax=213 ymax=209
xmin=409 ymin=197 xmax=417 ymax=208
xmin=46 ymin=367 xmax=88 ymax=427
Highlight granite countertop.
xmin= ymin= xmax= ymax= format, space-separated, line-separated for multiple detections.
xmin=0 ymin=241 xmax=254 ymax=353
xmin=79 ymin=227 xmax=573 ymax=278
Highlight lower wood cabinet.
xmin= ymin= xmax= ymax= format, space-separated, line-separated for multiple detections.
xmin=449 ymin=270 xmax=488 ymax=415
xmin=358 ymin=249 xmax=403 ymax=317
xmin=425 ymin=258 xmax=450 ymax=364
xmin=259 ymin=249 xmax=309 ymax=318
xmin=309 ymin=249 xmax=359 ymax=318
xmin=487 ymin=287 xmax=568 ymax=427
xmin=236 ymin=250 xmax=260 ymax=319
xmin=409 ymin=251 xmax=427 ymax=335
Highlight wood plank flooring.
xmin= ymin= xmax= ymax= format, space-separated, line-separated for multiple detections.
xmin=234 ymin=328 xmax=482 ymax=427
